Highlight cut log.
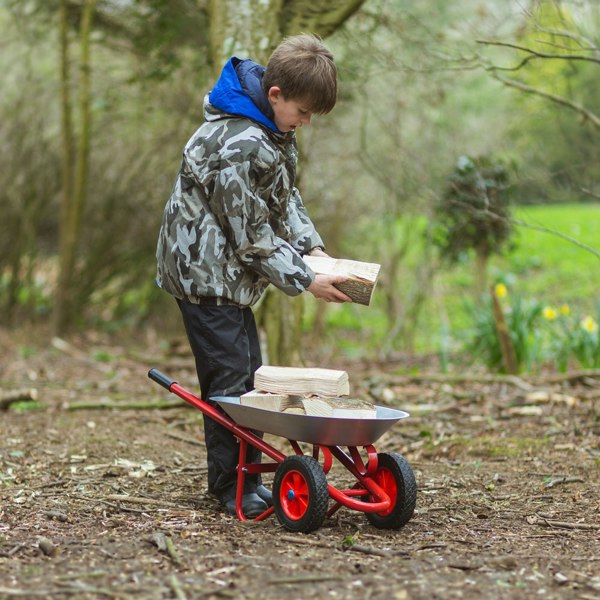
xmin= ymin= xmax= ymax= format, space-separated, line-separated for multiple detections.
xmin=303 ymin=397 xmax=376 ymax=419
xmin=240 ymin=391 xmax=305 ymax=413
xmin=303 ymin=255 xmax=380 ymax=306
xmin=254 ymin=365 xmax=350 ymax=397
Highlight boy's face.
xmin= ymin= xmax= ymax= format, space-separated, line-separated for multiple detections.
xmin=267 ymin=87 xmax=313 ymax=132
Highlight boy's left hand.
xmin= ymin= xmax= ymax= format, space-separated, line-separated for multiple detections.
xmin=307 ymin=274 xmax=352 ymax=303
xmin=307 ymin=247 xmax=329 ymax=258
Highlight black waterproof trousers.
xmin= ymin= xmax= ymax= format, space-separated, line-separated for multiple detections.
xmin=176 ymin=299 xmax=263 ymax=500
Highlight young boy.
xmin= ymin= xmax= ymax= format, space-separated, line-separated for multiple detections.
xmin=156 ymin=34 xmax=351 ymax=518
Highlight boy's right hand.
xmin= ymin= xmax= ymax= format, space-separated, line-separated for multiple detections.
xmin=307 ymin=274 xmax=353 ymax=303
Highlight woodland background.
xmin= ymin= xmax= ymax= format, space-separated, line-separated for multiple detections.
xmin=0 ymin=0 xmax=599 ymax=371
xmin=1 ymin=3 xmax=599 ymax=598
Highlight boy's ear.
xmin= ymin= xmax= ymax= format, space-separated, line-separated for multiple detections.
xmin=267 ymin=86 xmax=282 ymax=103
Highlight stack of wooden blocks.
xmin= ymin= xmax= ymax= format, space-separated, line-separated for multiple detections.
xmin=241 ymin=365 xmax=376 ymax=419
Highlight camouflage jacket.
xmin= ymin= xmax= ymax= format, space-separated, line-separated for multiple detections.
xmin=156 ymin=58 xmax=324 ymax=307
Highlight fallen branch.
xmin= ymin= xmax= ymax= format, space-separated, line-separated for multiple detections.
xmin=344 ymin=543 xmax=409 ymax=557
xmin=0 ymin=388 xmax=38 ymax=410
xmin=389 ymin=373 xmax=534 ymax=391
xmin=279 ymin=534 xmax=333 ymax=549
xmin=268 ymin=575 xmax=343 ymax=585
xmin=66 ymin=399 xmax=187 ymax=411
xmin=0 ymin=588 xmax=54 ymax=597
xmin=165 ymin=431 xmax=204 ymax=447
xmin=545 ymin=476 xmax=585 ymax=489
xmin=532 ymin=370 xmax=600 ymax=385
xmin=150 ymin=532 xmax=183 ymax=566
xmin=164 ymin=535 xmax=183 ymax=566
xmin=538 ymin=518 xmax=600 ymax=530
xmin=169 ymin=574 xmax=187 ymax=600
xmin=105 ymin=494 xmax=186 ymax=509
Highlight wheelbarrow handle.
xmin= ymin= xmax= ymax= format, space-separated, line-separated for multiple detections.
xmin=148 ymin=368 xmax=176 ymax=390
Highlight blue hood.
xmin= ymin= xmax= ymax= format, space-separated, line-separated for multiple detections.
xmin=208 ymin=57 xmax=281 ymax=133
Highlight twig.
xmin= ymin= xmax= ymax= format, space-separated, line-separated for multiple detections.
xmin=538 ymin=517 xmax=600 ymax=530
xmin=0 ymin=588 xmax=55 ymax=597
xmin=389 ymin=373 xmax=534 ymax=391
xmin=150 ymin=532 xmax=183 ymax=566
xmin=165 ymin=535 xmax=184 ymax=566
xmin=105 ymin=494 xmax=187 ymax=509
xmin=169 ymin=575 xmax=187 ymax=600
xmin=268 ymin=575 xmax=343 ymax=585
xmin=545 ymin=476 xmax=585 ymax=488
xmin=532 ymin=369 xmax=600 ymax=385
xmin=491 ymin=73 xmax=600 ymax=132
xmin=477 ymin=39 xmax=600 ymax=65
xmin=66 ymin=399 xmax=186 ymax=411
xmin=4 ymin=543 xmax=27 ymax=557
xmin=345 ymin=543 xmax=392 ymax=557
xmin=279 ymin=534 xmax=333 ymax=549
xmin=165 ymin=431 xmax=204 ymax=447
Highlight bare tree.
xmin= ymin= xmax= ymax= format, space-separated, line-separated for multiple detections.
xmin=205 ymin=0 xmax=366 ymax=365
xmin=54 ymin=0 xmax=97 ymax=333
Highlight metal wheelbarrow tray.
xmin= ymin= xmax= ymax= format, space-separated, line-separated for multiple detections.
xmin=149 ymin=368 xmax=417 ymax=533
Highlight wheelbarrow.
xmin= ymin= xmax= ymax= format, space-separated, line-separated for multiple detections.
xmin=148 ymin=368 xmax=417 ymax=533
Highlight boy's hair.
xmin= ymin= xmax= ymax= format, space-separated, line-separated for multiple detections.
xmin=262 ymin=34 xmax=337 ymax=115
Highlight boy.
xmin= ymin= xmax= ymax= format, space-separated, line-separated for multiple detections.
xmin=156 ymin=34 xmax=351 ymax=518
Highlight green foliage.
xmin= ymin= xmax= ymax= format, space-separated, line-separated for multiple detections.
xmin=433 ymin=155 xmax=514 ymax=264
xmin=463 ymin=292 xmax=543 ymax=373
xmin=543 ymin=305 xmax=600 ymax=371
xmin=498 ymin=1 xmax=600 ymax=202
xmin=464 ymin=285 xmax=600 ymax=374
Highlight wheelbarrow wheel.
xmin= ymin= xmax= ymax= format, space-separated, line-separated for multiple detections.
xmin=366 ymin=452 xmax=416 ymax=530
xmin=273 ymin=455 xmax=329 ymax=533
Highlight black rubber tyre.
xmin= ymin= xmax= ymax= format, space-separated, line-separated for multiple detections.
xmin=366 ymin=452 xmax=417 ymax=530
xmin=273 ymin=455 xmax=329 ymax=533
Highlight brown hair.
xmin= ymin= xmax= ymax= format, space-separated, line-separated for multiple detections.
xmin=262 ymin=34 xmax=337 ymax=115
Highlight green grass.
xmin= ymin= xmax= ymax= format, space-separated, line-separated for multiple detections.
xmin=495 ymin=203 xmax=599 ymax=310
xmin=313 ymin=202 xmax=599 ymax=359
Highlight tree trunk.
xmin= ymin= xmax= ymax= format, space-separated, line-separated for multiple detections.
xmin=205 ymin=0 xmax=365 ymax=365
xmin=54 ymin=0 xmax=96 ymax=333
xmin=474 ymin=247 xmax=488 ymax=301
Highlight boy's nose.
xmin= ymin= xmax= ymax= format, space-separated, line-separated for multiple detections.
xmin=301 ymin=114 xmax=311 ymax=125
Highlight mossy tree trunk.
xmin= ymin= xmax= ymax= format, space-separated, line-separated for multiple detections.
xmin=206 ymin=0 xmax=365 ymax=365
xmin=54 ymin=0 xmax=96 ymax=334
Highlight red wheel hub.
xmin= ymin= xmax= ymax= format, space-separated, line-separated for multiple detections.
xmin=374 ymin=467 xmax=397 ymax=516
xmin=280 ymin=469 xmax=309 ymax=519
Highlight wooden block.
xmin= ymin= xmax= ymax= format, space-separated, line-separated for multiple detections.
xmin=303 ymin=255 xmax=380 ymax=306
xmin=303 ymin=397 xmax=376 ymax=419
xmin=254 ymin=365 xmax=350 ymax=397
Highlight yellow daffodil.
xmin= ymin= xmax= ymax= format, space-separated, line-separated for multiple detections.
xmin=494 ymin=283 xmax=508 ymax=299
xmin=581 ymin=316 xmax=598 ymax=334
xmin=559 ymin=304 xmax=570 ymax=316
xmin=543 ymin=306 xmax=557 ymax=321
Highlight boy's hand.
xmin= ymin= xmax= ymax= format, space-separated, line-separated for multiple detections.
xmin=307 ymin=247 xmax=329 ymax=258
xmin=307 ymin=274 xmax=352 ymax=303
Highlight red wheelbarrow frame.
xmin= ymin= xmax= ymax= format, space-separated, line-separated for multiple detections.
xmin=149 ymin=368 xmax=398 ymax=524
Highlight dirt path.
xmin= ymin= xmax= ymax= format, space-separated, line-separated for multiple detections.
xmin=1 ymin=329 xmax=599 ymax=599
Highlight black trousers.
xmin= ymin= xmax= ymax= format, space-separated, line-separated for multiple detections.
xmin=176 ymin=299 xmax=263 ymax=499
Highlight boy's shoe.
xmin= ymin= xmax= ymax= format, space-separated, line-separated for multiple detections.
xmin=256 ymin=484 xmax=273 ymax=507
xmin=222 ymin=492 xmax=268 ymax=518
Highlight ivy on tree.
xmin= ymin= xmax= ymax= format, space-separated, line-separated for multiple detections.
xmin=433 ymin=154 xmax=514 ymax=297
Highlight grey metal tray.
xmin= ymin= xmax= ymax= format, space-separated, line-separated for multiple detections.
xmin=213 ymin=396 xmax=409 ymax=446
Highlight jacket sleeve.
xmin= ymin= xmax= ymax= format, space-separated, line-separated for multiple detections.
xmin=286 ymin=187 xmax=325 ymax=254
xmin=184 ymin=138 xmax=315 ymax=296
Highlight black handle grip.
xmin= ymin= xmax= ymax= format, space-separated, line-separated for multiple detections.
xmin=148 ymin=368 xmax=176 ymax=390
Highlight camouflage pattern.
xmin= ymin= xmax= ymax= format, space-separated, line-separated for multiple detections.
xmin=156 ymin=97 xmax=324 ymax=307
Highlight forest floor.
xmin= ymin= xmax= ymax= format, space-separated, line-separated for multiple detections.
xmin=1 ymin=326 xmax=599 ymax=600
